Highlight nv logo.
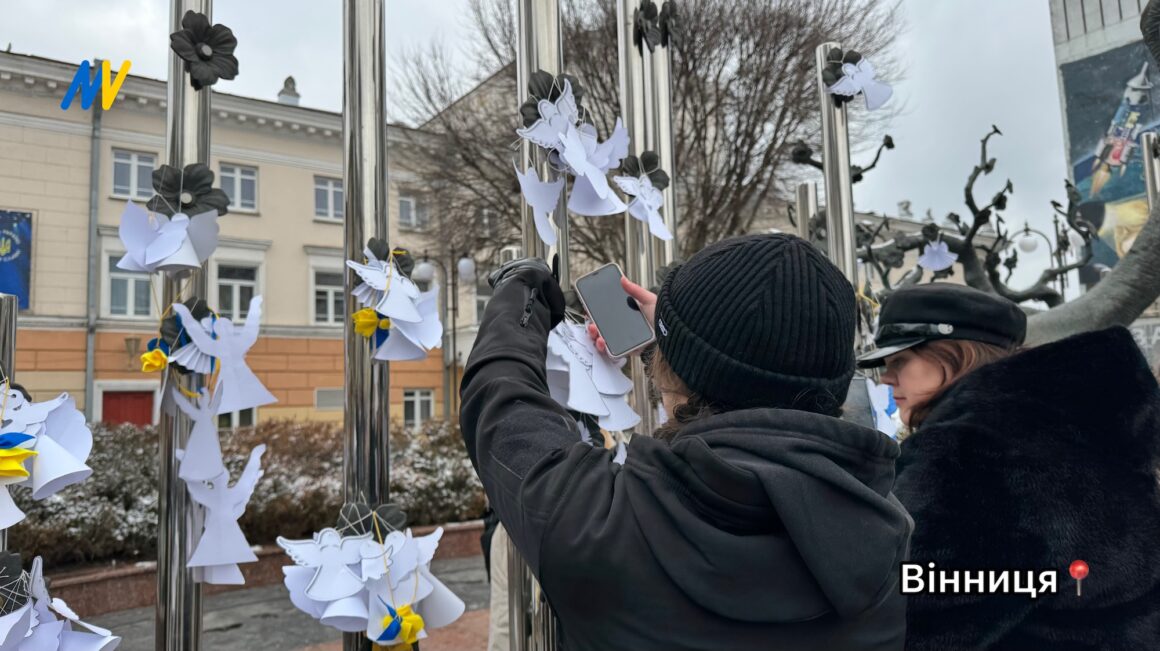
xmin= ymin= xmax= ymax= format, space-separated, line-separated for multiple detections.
xmin=0 ymin=239 xmax=10 ymax=257
xmin=60 ymin=59 xmax=132 ymax=111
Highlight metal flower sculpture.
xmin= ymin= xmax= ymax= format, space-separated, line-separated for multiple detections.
xmin=169 ymin=10 xmax=239 ymax=91
xmin=147 ymin=163 xmax=230 ymax=217
xmin=634 ymin=0 xmax=662 ymax=52
xmin=659 ymin=1 xmax=678 ymax=48
xmin=520 ymin=71 xmax=588 ymax=128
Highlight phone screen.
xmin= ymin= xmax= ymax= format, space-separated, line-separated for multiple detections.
xmin=574 ymin=263 xmax=655 ymax=357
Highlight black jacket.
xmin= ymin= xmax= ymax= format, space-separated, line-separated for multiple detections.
xmin=460 ymin=269 xmax=914 ymax=651
xmin=896 ymin=326 xmax=1160 ymax=650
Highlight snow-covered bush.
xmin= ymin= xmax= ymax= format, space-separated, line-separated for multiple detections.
xmin=9 ymin=419 xmax=484 ymax=568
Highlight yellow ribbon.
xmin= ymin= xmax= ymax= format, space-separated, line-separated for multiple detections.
xmin=378 ymin=604 xmax=425 ymax=650
xmin=0 ymin=448 xmax=36 ymax=479
xmin=141 ymin=349 xmax=169 ymax=373
xmin=353 ymin=308 xmax=390 ymax=338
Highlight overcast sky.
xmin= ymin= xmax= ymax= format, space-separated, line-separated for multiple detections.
xmin=3 ymin=0 xmax=1070 ymax=285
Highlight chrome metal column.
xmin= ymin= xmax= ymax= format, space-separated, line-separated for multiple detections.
xmin=650 ymin=5 xmax=678 ymax=266
xmin=795 ymin=182 xmax=818 ymax=241
xmin=342 ymin=2 xmax=392 ymax=651
xmin=156 ymin=2 xmax=212 ymax=649
xmin=0 ymin=294 xmax=15 ymax=553
xmin=1144 ymin=132 xmax=1160 ymax=211
xmin=815 ymin=43 xmax=858 ymax=280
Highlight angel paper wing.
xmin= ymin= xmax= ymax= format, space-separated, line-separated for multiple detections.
xmin=144 ymin=215 xmax=188 ymax=266
xmin=186 ymin=209 xmax=220 ymax=262
xmin=240 ymin=296 xmax=263 ymax=351
xmin=590 ymin=118 xmax=630 ymax=172
xmin=116 ymin=202 xmax=158 ymax=272
xmin=229 ymin=444 xmax=266 ymax=519
xmin=172 ymin=303 xmax=223 ymax=358
xmin=513 ymin=164 xmax=564 ymax=246
xmin=560 ymin=125 xmax=612 ymax=200
xmin=515 ymin=79 xmax=580 ymax=151
xmin=346 ymin=260 xmax=388 ymax=292
xmin=40 ymin=396 xmax=92 ymax=464
xmin=827 ymin=71 xmax=861 ymax=98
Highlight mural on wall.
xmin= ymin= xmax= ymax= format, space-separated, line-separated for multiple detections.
xmin=1061 ymin=40 xmax=1159 ymax=289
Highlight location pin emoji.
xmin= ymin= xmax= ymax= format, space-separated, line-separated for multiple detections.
xmin=1069 ymin=560 xmax=1089 ymax=596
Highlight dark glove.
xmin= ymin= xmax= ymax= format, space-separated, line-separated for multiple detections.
xmin=488 ymin=257 xmax=566 ymax=327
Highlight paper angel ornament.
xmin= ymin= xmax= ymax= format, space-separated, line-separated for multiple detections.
xmin=823 ymin=49 xmax=893 ymax=111
xmin=172 ymin=388 xmax=225 ymax=482
xmin=347 ymin=249 xmax=422 ymax=324
xmin=364 ymin=528 xmax=464 ymax=647
xmin=513 ymin=164 xmax=565 ymax=247
xmin=374 ymin=284 xmax=443 ymax=362
xmin=116 ymin=201 xmax=219 ymax=274
xmin=614 ymin=152 xmax=672 ymax=241
xmin=0 ymin=602 xmax=31 ymax=651
xmin=515 ymin=77 xmax=582 ymax=151
xmin=23 ymin=556 xmax=121 ymax=651
xmin=917 ymin=240 xmax=958 ymax=272
xmin=278 ymin=528 xmax=373 ymax=602
xmin=546 ymin=323 xmax=639 ymax=432
xmin=563 ymin=122 xmax=629 ymax=218
xmin=172 ymin=295 xmax=276 ymax=415
xmin=180 ymin=444 xmax=264 ymax=585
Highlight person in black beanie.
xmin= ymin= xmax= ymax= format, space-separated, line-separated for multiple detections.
xmin=460 ymin=233 xmax=913 ymax=651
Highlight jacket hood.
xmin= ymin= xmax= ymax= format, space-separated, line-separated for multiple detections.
xmin=626 ymin=407 xmax=913 ymax=623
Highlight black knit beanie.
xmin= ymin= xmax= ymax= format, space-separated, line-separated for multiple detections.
xmin=654 ymin=233 xmax=857 ymax=414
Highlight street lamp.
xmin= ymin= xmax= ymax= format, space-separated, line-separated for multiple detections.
xmin=1014 ymin=215 xmax=1071 ymax=294
xmin=415 ymin=250 xmax=476 ymax=421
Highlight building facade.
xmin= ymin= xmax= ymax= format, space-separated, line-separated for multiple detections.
xmin=0 ymin=51 xmax=484 ymax=428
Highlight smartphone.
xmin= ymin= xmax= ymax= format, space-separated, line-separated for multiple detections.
xmin=574 ymin=263 xmax=655 ymax=358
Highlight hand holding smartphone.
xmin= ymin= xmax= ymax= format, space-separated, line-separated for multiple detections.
xmin=574 ymin=263 xmax=656 ymax=358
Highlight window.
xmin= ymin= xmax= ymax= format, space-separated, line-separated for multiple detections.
xmin=113 ymin=150 xmax=155 ymax=199
xmin=315 ymin=388 xmax=344 ymax=411
xmin=499 ymin=245 xmax=523 ymax=265
xmin=220 ymin=164 xmax=258 ymax=211
xmin=481 ymin=208 xmax=497 ymax=238
xmin=108 ymin=257 xmax=153 ymax=317
xmin=218 ymin=408 xmax=254 ymax=430
xmin=314 ymin=177 xmax=344 ymax=220
xmin=218 ymin=265 xmax=257 ymax=320
xmin=398 ymin=196 xmax=429 ymax=230
xmin=314 ymin=270 xmax=344 ymax=325
xmin=403 ymin=389 xmax=434 ymax=431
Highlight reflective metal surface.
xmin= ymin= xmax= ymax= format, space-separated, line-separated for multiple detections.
xmin=651 ymin=32 xmax=678 ymax=266
xmin=815 ymin=42 xmax=858 ymax=281
xmin=1144 ymin=132 xmax=1159 ymax=211
xmin=0 ymin=294 xmax=15 ymax=552
xmin=795 ymin=182 xmax=818 ymax=241
xmin=156 ymin=2 xmax=212 ymax=648
xmin=342 ymin=2 xmax=392 ymax=650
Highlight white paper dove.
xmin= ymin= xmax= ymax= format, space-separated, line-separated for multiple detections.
xmin=171 ymin=296 xmax=276 ymax=415
xmin=513 ymin=164 xmax=565 ymax=247
xmin=172 ymin=388 xmax=225 ymax=483
xmin=546 ymin=323 xmax=639 ymax=432
xmin=116 ymin=201 xmax=219 ymax=274
xmin=180 ymin=444 xmax=264 ymax=585
xmin=347 ymin=249 xmax=422 ymax=324
xmin=562 ymin=122 xmax=629 ymax=218
xmin=278 ymin=528 xmax=373 ymax=602
xmin=917 ymin=240 xmax=958 ymax=272
xmin=515 ymin=79 xmax=581 ymax=151
xmin=614 ymin=173 xmax=672 ymax=241
xmin=826 ymin=56 xmax=893 ymax=111
xmin=22 ymin=557 xmax=120 ymax=651
xmin=374 ymin=284 xmax=443 ymax=362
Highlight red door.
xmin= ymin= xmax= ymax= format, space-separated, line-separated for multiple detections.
xmin=102 ymin=391 xmax=154 ymax=425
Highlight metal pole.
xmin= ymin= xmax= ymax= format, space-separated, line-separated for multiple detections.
xmin=815 ymin=42 xmax=858 ymax=281
xmin=651 ymin=7 xmax=678 ymax=266
xmin=156 ymin=3 xmax=211 ymax=649
xmin=342 ymin=2 xmax=391 ymax=650
xmin=83 ymin=59 xmax=103 ymax=422
xmin=1144 ymin=132 xmax=1160 ymax=212
xmin=795 ymin=182 xmax=818 ymax=241
xmin=619 ymin=0 xmax=656 ymax=437
xmin=450 ymin=258 xmax=459 ymax=419
xmin=0 ymin=294 xmax=15 ymax=552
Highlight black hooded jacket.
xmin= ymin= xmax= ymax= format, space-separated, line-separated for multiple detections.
xmin=896 ymin=327 xmax=1160 ymax=650
xmin=460 ymin=268 xmax=914 ymax=651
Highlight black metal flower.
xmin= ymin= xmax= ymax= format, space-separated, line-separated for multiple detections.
xmin=634 ymin=0 xmax=662 ymax=52
xmin=621 ymin=151 xmax=670 ymax=190
xmin=883 ymin=135 xmax=895 ymax=149
xmin=366 ymin=237 xmax=415 ymax=277
xmin=169 ymin=10 xmax=239 ymax=91
xmin=336 ymin=501 xmax=407 ymax=536
xmin=520 ymin=70 xmax=587 ymax=128
xmin=659 ymin=1 xmax=678 ymax=48
xmin=820 ymin=47 xmax=864 ymax=107
xmin=147 ymin=163 xmax=230 ymax=217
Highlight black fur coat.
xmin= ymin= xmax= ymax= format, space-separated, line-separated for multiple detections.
xmin=895 ymin=326 xmax=1160 ymax=650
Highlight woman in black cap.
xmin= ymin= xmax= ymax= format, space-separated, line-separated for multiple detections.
xmin=461 ymin=234 xmax=912 ymax=651
xmin=858 ymin=283 xmax=1160 ymax=650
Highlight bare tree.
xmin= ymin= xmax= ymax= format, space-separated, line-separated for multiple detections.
xmin=393 ymin=0 xmax=903 ymax=267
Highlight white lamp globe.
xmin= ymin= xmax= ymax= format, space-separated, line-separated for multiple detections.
xmin=1017 ymin=235 xmax=1039 ymax=254
xmin=412 ymin=260 xmax=437 ymax=284
xmin=457 ymin=256 xmax=477 ymax=283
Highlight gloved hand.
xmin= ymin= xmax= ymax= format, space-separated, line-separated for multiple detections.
xmin=487 ymin=257 xmax=566 ymax=327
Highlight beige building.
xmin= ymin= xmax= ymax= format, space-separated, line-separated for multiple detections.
xmin=0 ymin=51 xmax=485 ymax=428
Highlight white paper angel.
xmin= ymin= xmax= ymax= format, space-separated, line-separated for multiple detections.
xmin=374 ymin=284 xmax=443 ymax=362
xmin=546 ymin=323 xmax=639 ymax=432
xmin=21 ymin=556 xmax=120 ymax=651
xmin=116 ymin=201 xmax=219 ymax=275
xmin=363 ymin=528 xmax=465 ymax=647
xmin=0 ymin=602 xmax=31 ymax=651
xmin=513 ymin=164 xmax=565 ymax=247
xmin=346 ymin=249 xmax=422 ymax=324
xmin=917 ymin=240 xmax=958 ymax=272
xmin=614 ymin=173 xmax=672 ymax=241
xmin=180 ymin=444 xmax=265 ymax=585
xmin=515 ymin=78 xmax=581 ymax=151
xmin=171 ymin=295 xmax=276 ymax=415
xmin=278 ymin=528 xmax=373 ymax=602
xmin=172 ymin=388 xmax=225 ymax=483
xmin=826 ymin=55 xmax=893 ymax=111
